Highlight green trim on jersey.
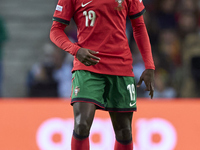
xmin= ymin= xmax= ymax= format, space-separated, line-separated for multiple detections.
xmin=129 ymin=8 xmax=146 ymax=19
xmin=52 ymin=17 xmax=70 ymax=25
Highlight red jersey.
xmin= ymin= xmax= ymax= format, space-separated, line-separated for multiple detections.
xmin=53 ymin=0 xmax=147 ymax=76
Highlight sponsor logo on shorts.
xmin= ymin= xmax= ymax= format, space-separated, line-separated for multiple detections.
xmin=74 ymin=86 xmax=80 ymax=96
xmin=130 ymin=102 xmax=136 ymax=107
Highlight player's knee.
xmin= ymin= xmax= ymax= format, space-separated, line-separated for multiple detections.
xmin=74 ymin=122 xmax=90 ymax=137
xmin=115 ymin=128 xmax=132 ymax=141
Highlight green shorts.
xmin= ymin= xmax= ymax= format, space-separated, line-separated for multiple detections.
xmin=71 ymin=70 xmax=137 ymax=112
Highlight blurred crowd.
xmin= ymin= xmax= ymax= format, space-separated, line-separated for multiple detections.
xmin=131 ymin=0 xmax=200 ymax=98
xmin=0 ymin=16 xmax=7 ymax=97
xmin=26 ymin=0 xmax=200 ymax=98
xmin=27 ymin=24 xmax=77 ymax=98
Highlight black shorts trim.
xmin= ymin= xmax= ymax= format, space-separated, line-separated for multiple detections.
xmin=71 ymin=98 xmax=105 ymax=109
xmin=52 ymin=17 xmax=70 ymax=25
xmin=129 ymin=8 xmax=146 ymax=19
xmin=71 ymin=98 xmax=136 ymax=112
xmin=106 ymin=107 xmax=137 ymax=112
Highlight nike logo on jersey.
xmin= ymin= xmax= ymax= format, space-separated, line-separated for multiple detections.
xmin=81 ymin=1 xmax=92 ymax=7
xmin=130 ymin=102 xmax=136 ymax=107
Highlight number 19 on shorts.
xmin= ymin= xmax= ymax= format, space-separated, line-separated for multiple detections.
xmin=127 ymin=84 xmax=136 ymax=101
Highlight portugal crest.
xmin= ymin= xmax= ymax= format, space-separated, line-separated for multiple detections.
xmin=115 ymin=0 xmax=124 ymax=11
xmin=74 ymin=86 xmax=80 ymax=96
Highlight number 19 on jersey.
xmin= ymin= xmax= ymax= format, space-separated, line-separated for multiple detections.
xmin=83 ymin=10 xmax=96 ymax=27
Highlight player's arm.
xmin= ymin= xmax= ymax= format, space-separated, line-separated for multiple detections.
xmin=50 ymin=21 xmax=100 ymax=66
xmin=50 ymin=21 xmax=80 ymax=56
xmin=130 ymin=15 xmax=155 ymax=98
xmin=50 ymin=0 xmax=100 ymax=66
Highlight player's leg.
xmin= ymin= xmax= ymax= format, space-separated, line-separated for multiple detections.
xmin=70 ymin=71 xmax=106 ymax=150
xmin=71 ymin=102 xmax=96 ymax=150
xmin=109 ymin=111 xmax=134 ymax=150
xmin=104 ymin=75 xmax=136 ymax=149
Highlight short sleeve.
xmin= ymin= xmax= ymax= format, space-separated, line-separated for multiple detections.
xmin=52 ymin=0 xmax=75 ymax=25
xmin=128 ymin=0 xmax=146 ymax=19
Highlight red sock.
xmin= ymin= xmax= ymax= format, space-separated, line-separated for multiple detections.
xmin=71 ymin=135 xmax=89 ymax=150
xmin=114 ymin=140 xmax=133 ymax=150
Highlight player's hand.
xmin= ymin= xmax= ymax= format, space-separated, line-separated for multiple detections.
xmin=137 ymin=69 xmax=155 ymax=99
xmin=76 ymin=48 xmax=100 ymax=66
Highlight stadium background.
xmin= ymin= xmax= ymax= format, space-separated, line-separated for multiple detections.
xmin=0 ymin=0 xmax=200 ymax=150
